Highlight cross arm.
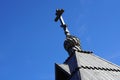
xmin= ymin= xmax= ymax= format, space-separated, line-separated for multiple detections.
xmin=55 ymin=9 xmax=64 ymax=22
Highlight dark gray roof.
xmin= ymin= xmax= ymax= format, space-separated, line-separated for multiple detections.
xmin=55 ymin=51 xmax=120 ymax=80
xmin=75 ymin=51 xmax=120 ymax=70
xmin=76 ymin=52 xmax=120 ymax=80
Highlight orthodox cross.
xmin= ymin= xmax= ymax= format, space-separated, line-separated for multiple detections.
xmin=54 ymin=9 xmax=70 ymax=37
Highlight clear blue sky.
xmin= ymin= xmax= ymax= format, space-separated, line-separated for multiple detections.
xmin=0 ymin=0 xmax=120 ymax=80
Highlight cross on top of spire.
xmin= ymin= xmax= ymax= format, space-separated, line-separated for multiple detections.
xmin=54 ymin=9 xmax=82 ymax=55
xmin=55 ymin=9 xmax=70 ymax=37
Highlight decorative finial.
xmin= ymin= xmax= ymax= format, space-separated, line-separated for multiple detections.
xmin=54 ymin=9 xmax=82 ymax=55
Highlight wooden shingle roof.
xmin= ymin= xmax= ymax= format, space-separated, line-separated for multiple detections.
xmin=55 ymin=51 xmax=120 ymax=80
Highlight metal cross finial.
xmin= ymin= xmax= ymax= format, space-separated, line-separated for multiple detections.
xmin=54 ymin=9 xmax=82 ymax=55
xmin=55 ymin=9 xmax=70 ymax=36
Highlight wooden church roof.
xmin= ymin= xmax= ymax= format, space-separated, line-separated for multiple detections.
xmin=55 ymin=51 xmax=120 ymax=80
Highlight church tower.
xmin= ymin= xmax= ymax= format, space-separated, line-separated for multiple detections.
xmin=54 ymin=9 xmax=120 ymax=80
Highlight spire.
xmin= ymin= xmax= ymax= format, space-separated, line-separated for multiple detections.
xmin=55 ymin=9 xmax=82 ymax=56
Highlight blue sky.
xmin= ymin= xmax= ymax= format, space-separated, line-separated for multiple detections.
xmin=0 ymin=0 xmax=120 ymax=80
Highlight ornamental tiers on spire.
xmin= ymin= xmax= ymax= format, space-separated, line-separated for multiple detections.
xmin=54 ymin=9 xmax=82 ymax=56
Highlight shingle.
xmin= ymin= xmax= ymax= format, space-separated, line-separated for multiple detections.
xmin=76 ymin=51 xmax=120 ymax=80
xmin=76 ymin=52 xmax=120 ymax=70
xmin=79 ymin=69 xmax=120 ymax=80
xmin=56 ymin=51 xmax=120 ymax=80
